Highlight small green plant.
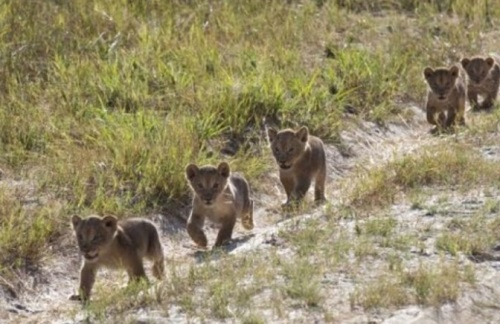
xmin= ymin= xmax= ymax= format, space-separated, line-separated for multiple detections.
xmin=350 ymin=277 xmax=409 ymax=309
xmin=363 ymin=217 xmax=397 ymax=237
xmin=351 ymin=260 xmax=474 ymax=310
xmin=436 ymin=214 xmax=500 ymax=256
xmin=281 ymin=259 xmax=323 ymax=307
xmin=346 ymin=143 xmax=500 ymax=210
xmin=402 ymin=263 xmax=463 ymax=305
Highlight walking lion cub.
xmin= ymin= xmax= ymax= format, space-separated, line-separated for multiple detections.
xmin=423 ymin=65 xmax=466 ymax=133
xmin=185 ymin=162 xmax=254 ymax=248
xmin=461 ymin=55 xmax=500 ymax=110
xmin=70 ymin=214 xmax=164 ymax=302
xmin=267 ymin=126 xmax=326 ymax=208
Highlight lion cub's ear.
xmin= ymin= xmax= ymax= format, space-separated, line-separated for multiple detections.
xmin=185 ymin=164 xmax=199 ymax=181
xmin=486 ymin=57 xmax=495 ymax=67
xmin=295 ymin=126 xmax=309 ymax=143
xmin=449 ymin=65 xmax=459 ymax=78
xmin=217 ymin=162 xmax=230 ymax=178
xmin=102 ymin=215 xmax=118 ymax=232
xmin=267 ymin=127 xmax=278 ymax=143
xmin=460 ymin=58 xmax=470 ymax=68
xmin=423 ymin=67 xmax=434 ymax=79
xmin=71 ymin=215 xmax=82 ymax=230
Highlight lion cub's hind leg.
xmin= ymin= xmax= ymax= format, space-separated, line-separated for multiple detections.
xmin=147 ymin=229 xmax=165 ymax=280
xmin=314 ymin=168 xmax=327 ymax=204
xmin=241 ymin=198 xmax=254 ymax=230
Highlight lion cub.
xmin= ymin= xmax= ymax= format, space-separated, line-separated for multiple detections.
xmin=70 ymin=214 xmax=164 ymax=302
xmin=185 ymin=162 xmax=254 ymax=248
xmin=423 ymin=65 xmax=466 ymax=132
xmin=267 ymin=126 xmax=326 ymax=207
xmin=461 ymin=55 xmax=500 ymax=110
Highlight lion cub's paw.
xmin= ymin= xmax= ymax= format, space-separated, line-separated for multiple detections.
xmin=314 ymin=198 xmax=327 ymax=206
xmin=281 ymin=201 xmax=300 ymax=212
xmin=69 ymin=294 xmax=80 ymax=301
xmin=69 ymin=294 xmax=88 ymax=303
xmin=241 ymin=214 xmax=254 ymax=230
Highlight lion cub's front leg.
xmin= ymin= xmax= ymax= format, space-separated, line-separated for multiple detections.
xmin=214 ymin=215 xmax=236 ymax=247
xmin=69 ymin=262 xmax=96 ymax=302
xmin=187 ymin=213 xmax=208 ymax=248
xmin=290 ymin=177 xmax=312 ymax=205
xmin=280 ymin=174 xmax=296 ymax=208
xmin=481 ymin=84 xmax=498 ymax=110
xmin=426 ymin=106 xmax=447 ymax=134
xmin=426 ymin=106 xmax=445 ymax=128
xmin=468 ymin=88 xmax=480 ymax=111
xmin=126 ymin=255 xmax=147 ymax=283
xmin=445 ymin=109 xmax=457 ymax=128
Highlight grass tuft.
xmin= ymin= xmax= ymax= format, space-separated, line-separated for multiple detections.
xmin=347 ymin=143 xmax=500 ymax=210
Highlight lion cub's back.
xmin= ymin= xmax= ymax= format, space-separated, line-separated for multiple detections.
xmin=229 ymin=172 xmax=251 ymax=212
xmin=308 ymin=135 xmax=326 ymax=169
xmin=117 ymin=218 xmax=160 ymax=253
xmin=230 ymin=172 xmax=250 ymax=195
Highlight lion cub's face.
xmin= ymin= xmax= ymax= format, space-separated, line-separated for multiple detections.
xmin=267 ymin=126 xmax=308 ymax=170
xmin=423 ymin=65 xmax=460 ymax=100
xmin=186 ymin=162 xmax=230 ymax=206
xmin=71 ymin=215 xmax=117 ymax=263
xmin=461 ymin=56 xmax=495 ymax=84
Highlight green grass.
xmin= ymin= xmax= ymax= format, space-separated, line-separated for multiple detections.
xmin=436 ymin=214 xmax=500 ymax=256
xmin=281 ymin=259 xmax=323 ymax=307
xmin=346 ymin=142 xmax=500 ymax=210
xmin=2 ymin=0 xmax=500 ymax=321
xmin=2 ymin=0 xmax=498 ymax=221
xmin=351 ymin=260 xmax=475 ymax=310
xmin=0 ymin=187 xmax=64 ymax=274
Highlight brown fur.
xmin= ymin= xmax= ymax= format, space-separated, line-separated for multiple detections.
xmin=267 ymin=126 xmax=326 ymax=207
xmin=461 ymin=55 xmax=500 ymax=110
xmin=185 ymin=162 xmax=254 ymax=248
xmin=423 ymin=65 xmax=466 ymax=132
xmin=69 ymin=215 xmax=164 ymax=302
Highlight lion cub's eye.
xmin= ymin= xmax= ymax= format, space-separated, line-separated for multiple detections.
xmin=287 ymin=147 xmax=294 ymax=153
xmin=77 ymin=234 xmax=83 ymax=241
xmin=212 ymin=183 xmax=219 ymax=189
xmin=197 ymin=183 xmax=204 ymax=189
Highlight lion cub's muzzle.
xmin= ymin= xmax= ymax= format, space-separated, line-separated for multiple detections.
xmin=471 ymin=75 xmax=485 ymax=84
xmin=200 ymin=194 xmax=216 ymax=206
xmin=436 ymin=90 xmax=449 ymax=100
xmin=277 ymin=159 xmax=293 ymax=170
xmin=81 ymin=249 xmax=99 ymax=262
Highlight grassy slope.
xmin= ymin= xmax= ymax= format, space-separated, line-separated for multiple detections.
xmin=2 ymin=0 xmax=500 ymax=321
